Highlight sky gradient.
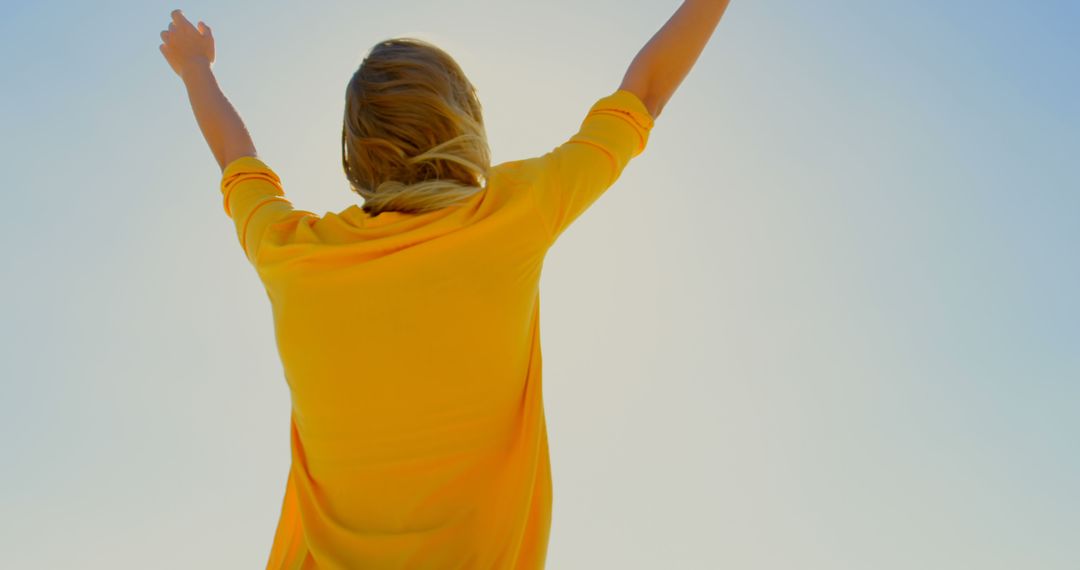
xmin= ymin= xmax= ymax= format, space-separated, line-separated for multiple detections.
xmin=1 ymin=1 xmax=1077 ymax=567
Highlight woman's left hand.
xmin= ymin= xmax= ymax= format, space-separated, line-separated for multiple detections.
xmin=159 ymin=9 xmax=215 ymax=79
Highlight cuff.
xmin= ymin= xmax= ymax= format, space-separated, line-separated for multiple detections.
xmin=593 ymin=89 xmax=656 ymax=130
xmin=586 ymin=90 xmax=656 ymax=157
xmin=220 ymin=156 xmax=284 ymax=217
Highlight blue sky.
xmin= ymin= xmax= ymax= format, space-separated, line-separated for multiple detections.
xmin=1 ymin=1 xmax=1077 ymax=567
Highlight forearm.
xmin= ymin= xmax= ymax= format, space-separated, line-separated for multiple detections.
xmin=620 ymin=0 xmax=731 ymax=118
xmin=181 ymin=62 xmax=257 ymax=171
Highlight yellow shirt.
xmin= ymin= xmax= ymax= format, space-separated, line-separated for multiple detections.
xmin=220 ymin=89 xmax=653 ymax=569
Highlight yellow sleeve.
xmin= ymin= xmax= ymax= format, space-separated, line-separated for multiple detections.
xmin=530 ymin=89 xmax=655 ymax=242
xmin=220 ymin=156 xmax=300 ymax=265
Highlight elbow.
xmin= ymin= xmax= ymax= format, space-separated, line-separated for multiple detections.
xmin=618 ymin=76 xmax=664 ymax=120
xmin=643 ymin=94 xmax=664 ymax=120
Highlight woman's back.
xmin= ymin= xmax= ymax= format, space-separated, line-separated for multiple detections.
xmin=223 ymin=89 xmax=654 ymax=568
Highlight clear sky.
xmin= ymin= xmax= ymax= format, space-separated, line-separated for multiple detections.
xmin=1 ymin=1 xmax=1077 ymax=567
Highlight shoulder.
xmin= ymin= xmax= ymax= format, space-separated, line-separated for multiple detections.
xmin=486 ymin=158 xmax=545 ymax=188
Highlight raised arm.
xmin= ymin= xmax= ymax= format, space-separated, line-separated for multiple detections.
xmin=159 ymin=9 xmax=256 ymax=171
xmin=619 ymin=0 xmax=732 ymax=119
xmin=160 ymin=9 xmax=307 ymax=267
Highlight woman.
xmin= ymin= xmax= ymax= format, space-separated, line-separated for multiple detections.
xmin=159 ymin=2 xmax=730 ymax=567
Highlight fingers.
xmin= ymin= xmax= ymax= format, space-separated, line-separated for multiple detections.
xmin=162 ymin=9 xmax=212 ymax=46
xmin=170 ymin=9 xmax=197 ymax=34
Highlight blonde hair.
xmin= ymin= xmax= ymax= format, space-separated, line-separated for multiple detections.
xmin=342 ymin=37 xmax=491 ymax=216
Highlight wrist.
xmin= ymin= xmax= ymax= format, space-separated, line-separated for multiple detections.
xmin=180 ymin=57 xmax=213 ymax=82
